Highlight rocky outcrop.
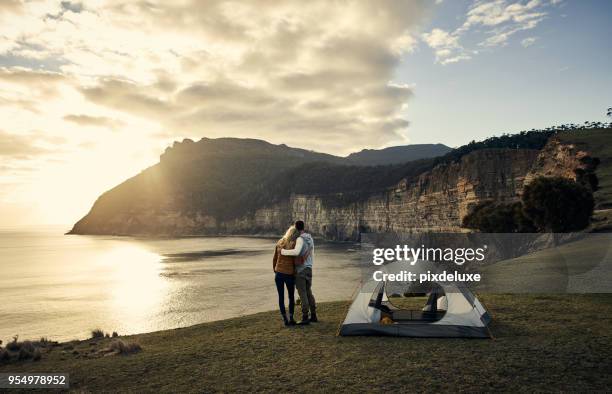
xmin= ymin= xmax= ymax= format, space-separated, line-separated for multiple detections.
xmin=524 ymin=137 xmax=597 ymax=186
xmin=69 ymin=138 xmax=593 ymax=240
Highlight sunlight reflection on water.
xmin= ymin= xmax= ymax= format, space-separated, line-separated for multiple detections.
xmin=0 ymin=227 xmax=361 ymax=341
xmin=100 ymin=245 xmax=168 ymax=333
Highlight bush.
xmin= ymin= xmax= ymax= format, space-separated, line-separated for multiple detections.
xmin=0 ymin=336 xmax=49 ymax=363
xmin=462 ymin=201 xmax=535 ymax=233
xmin=6 ymin=336 xmax=20 ymax=352
xmin=91 ymin=329 xmax=105 ymax=339
xmin=18 ymin=341 xmax=36 ymax=360
xmin=0 ymin=348 xmax=9 ymax=363
xmin=33 ymin=337 xmax=56 ymax=348
xmin=523 ymin=177 xmax=594 ymax=232
xmin=109 ymin=339 xmax=141 ymax=355
xmin=463 ymin=177 xmax=595 ymax=233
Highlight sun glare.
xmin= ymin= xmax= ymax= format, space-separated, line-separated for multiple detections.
xmin=96 ymin=244 xmax=168 ymax=332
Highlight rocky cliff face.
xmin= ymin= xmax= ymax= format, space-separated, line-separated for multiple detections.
xmin=69 ymin=138 xmax=593 ymax=240
xmin=524 ymin=136 xmax=597 ymax=186
xmin=224 ymin=141 xmax=596 ymax=240
xmin=224 ymin=148 xmax=540 ymax=240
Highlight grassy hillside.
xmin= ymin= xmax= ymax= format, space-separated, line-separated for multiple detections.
xmin=2 ymin=296 xmax=611 ymax=392
xmin=559 ymin=129 xmax=612 ymax=208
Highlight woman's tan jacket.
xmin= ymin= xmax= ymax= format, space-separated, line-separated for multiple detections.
xmin=273 ymin=239 xmax=296 ymax=275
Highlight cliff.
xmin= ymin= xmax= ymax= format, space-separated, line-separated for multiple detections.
xmin=69 ymin=136 xmax=596 ymax=240
xmin=226 ymin=148 xmax=540 ymax=240
xmin=524 ymin=137 xmax=598 ymax=186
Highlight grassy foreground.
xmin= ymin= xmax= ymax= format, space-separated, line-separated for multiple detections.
xmin=1 ymin=295 xmax=611 ymax=392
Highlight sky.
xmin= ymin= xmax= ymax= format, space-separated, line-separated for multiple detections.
xmin=0 ymin=0 xmax=610 ymax=226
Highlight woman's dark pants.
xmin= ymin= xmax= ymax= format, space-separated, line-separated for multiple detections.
xmin=274 ymin=272 xmax=295 ymax=318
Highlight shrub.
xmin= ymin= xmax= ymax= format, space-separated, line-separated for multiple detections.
xmin=18 ymin=341 xmax=36 ymax=360
xmin=462 ymin=201 xmax=535 ymax=233
xmin=523 ymin=177 xmax=594 ymax=232
xmin=463 ymin=177 xmax=595 ymax=233
xmin=33 ymin=337 xmax=55 ymax=348
xmin=91 ymin=329 xmax=105 ymax=339
xmin=109 ymin=339 xmax=141 ymax=355
xmin=1 ymin=336 xmax=47 ymax=363
xmin=0 ymin=349 xmax=10 ymax=364
xmin=6 ymin=336 xmax=20 ymax=352
xmin=112 ymin=331 xmax=119 ymax=338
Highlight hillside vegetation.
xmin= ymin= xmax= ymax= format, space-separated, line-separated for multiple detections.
xmin=1 ymin=296 xmax=611 ymax=392
xmin=345 ymin=143 xmax=451 ymax=165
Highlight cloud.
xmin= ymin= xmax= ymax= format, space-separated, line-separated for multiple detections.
xmin=461 ymin=0 xmax=545 ymax=30
xmin=521 ymin=36 xmax=538 ymax=47
xmin=0 ymin=134 xmax=45 ymax=158
xmin=63 ymin=114 xmax=122 ymax=129
xmin=0 ymin=1 xmax=438 ymax=225
xmin=423 ymin=0 xmax=559 ymax=64
xmin=0 ymin=0 xmax=432 ymax=154
xmin=0 ymin=67 xmax=64 ymax=85
xmin=60 ymin=2 xmax=84 ymax=14
xmin=0 ymin=0 xmax=22 ymax=14
xmin=421 ymin=28 xmax=471 ymax=64
xmin=0 ymin=129 xmax=54 ymax=159
xmin=0 ymin=67 xmax=67 ymax=102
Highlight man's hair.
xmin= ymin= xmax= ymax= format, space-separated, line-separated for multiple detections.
xmin=295 ymin=220 xmax=305 ymax=231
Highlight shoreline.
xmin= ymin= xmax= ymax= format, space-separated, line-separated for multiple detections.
xmin=64 ymin=231 xmax=360 ymax=244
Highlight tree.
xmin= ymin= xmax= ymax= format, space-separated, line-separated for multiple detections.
xmin=462 ymin=201 xmax=535 ymax=233
xmin=522 ymin=177 xmax=594 ymax=232
xmin=607 ymin=107 xmax=612 ymax=119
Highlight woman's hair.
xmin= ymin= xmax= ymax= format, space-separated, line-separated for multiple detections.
xmin=279 ymin=225 xmax=299 ymax=246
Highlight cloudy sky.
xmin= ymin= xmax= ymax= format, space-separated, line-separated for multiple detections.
xmin=0 ymin=0 xmax=610 ymax=226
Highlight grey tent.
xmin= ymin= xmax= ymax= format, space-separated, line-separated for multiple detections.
xmin=339 ymin=260 xmax=492 ymax=338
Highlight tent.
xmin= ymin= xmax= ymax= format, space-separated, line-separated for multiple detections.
xmin=338 ymin=260 xmax=492 ymax=338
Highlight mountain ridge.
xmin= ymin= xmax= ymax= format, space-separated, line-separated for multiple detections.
xmin=69 ymin=137 xmax=450 ymax=234
xmin=69 ymin=128 xmax=609 ymax=238
xmin=345 ymin=143 xmax=452 ymax=165
xmin=160 ymin=137 xmax=449 ymax=165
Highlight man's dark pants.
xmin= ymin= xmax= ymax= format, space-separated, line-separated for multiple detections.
xmin=296 ymin=267 xmax=316 ymax=316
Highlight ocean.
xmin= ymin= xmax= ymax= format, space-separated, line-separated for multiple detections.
xmin=0 ymin=226 xmax=361 ymax=342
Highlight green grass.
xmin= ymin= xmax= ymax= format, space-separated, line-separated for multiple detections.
xmin=559 ymin=129 xmax=612 ymax=208
xmin=1 ymin=296 xmax=611 ymax=392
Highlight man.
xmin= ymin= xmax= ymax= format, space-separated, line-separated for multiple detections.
xmin=281 ymin=220 xmax=317 ymax=325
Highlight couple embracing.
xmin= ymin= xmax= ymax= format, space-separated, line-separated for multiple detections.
xmin=272 ymin=220 xmax=317 ymax=326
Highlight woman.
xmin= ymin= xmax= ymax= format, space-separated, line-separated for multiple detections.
xmin=273 ymin=225 xmax=298 ymax=326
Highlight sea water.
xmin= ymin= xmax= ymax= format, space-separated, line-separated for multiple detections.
xmin=0 ymin=226 xmax=361 ymax=342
